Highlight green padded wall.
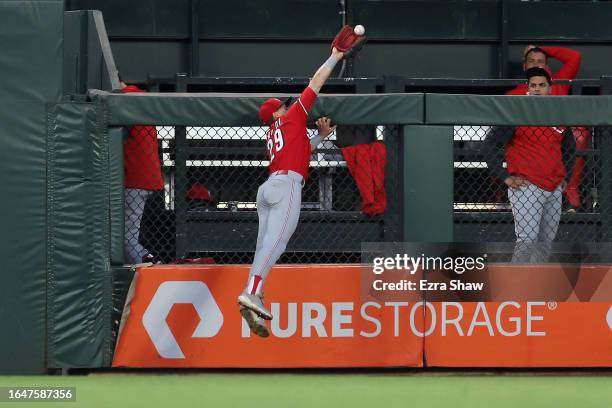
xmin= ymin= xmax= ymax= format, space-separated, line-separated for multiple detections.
xmin=108 ymin=127 xmax=125 ymax=265
xmin=402 ymin=125 xmax=454 ymax=242
xmin=0 ymin=0 xmax=64 ymax=374
xmin=37 ymin=91 xmax=612 ymax=369
xmin=46 ymin=102 xmax=113 ymax=368
xmin=90 ymin=91 xmax=425 ymax=126
xmin=0 ymin=102 xmax=49 ymax=374
xmin=426 ymin=94 xmax=612 ymax=126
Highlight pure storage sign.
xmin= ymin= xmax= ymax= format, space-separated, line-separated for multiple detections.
xmin=112 ymin=265 xmax=612 ymax=368
xmin=112 ymin=265 xmax=424 ymax=368
xmin=426 ymin=301 xmax=612 ymax=367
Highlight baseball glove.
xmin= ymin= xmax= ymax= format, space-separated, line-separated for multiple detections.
xmin=331 ymin=25 xmax=367 ymax=59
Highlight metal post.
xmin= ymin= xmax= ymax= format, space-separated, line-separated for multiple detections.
xmin=77 ymin=13 xmax=89 ymax=94
xmin=190 ymin=0 xmax=200 ymax=76
xmin=175 ymin=125 xmax=188 ymax=259
xmin=382 ymin=76 xmax=405 ymax=241
xmin=599 ymin=128 xmax=612 ymax=241
xmin=599 ymin=76 xmax=612 ymax=241
xmin=175 ymin=73 xmax=188 ymax=92
xmin=499 ymin=0 xmax=509 ymax=78
xmin=174 ymin=74 xmax=189 ymax=258
xmin=147 ymin=74 xmax=160 ymax=92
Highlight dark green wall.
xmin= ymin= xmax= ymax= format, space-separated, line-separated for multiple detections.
xmin=67 ymin=0 xmax=612 ymax=82
xmin=0 ymin=0 xmax=64 ymax=374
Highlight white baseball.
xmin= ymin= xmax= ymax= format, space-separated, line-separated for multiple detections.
xmin=354 ymin=25 xmax=365 ymax=36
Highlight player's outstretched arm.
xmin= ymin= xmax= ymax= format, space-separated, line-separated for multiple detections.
xmin=308 ymin=48 xmax=344 ymax=95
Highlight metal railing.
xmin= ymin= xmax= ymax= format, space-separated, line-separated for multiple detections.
xmin=146 ymin=74 xmax=606 ymax=95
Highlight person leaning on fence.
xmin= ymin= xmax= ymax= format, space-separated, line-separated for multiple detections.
xmin=484 ymin=67 xmax=576 ymax=263
xmin=120 ymin=78 xmax=164 ymax=264
xmin=506 ymin=44 xmax=588 ymax=211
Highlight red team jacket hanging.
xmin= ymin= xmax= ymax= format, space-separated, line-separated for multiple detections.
xmin=341 ymin=141 xmax=387 ymax=216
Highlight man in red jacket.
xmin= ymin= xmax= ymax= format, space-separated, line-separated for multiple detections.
xmin=506 ymin=45 xmax=581 ymax=96
xmin=506 ymin=45 xmax=586 ymax=210
xmin=121 ymin=80 xmax=164 ymax=264
xmin=485 ymin=68 xmax=575 ymax=263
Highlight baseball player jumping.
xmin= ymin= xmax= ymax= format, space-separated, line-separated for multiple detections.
xmin=237 ymin=26 xmax=367 ymax=337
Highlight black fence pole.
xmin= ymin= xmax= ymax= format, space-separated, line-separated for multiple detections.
xmin=190 ymin=0 xmax=200 ymax=77
xmin=499 ymin=0 xmax=509 ymax=79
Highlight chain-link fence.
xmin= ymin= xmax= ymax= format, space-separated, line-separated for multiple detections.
xmin=124 ymin=122 xmax=402 ymax=264
xmin=122 ymin=116 xmax=612 ymax=266
xmin=454 ymin=124 xmax=610 ymax=262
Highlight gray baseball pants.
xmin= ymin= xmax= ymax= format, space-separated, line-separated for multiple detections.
xmin=125 ymin=188 xmax=151 ymax=264
xmin=247 ymin=171 xmax=303 ymax=293
xmin=508 ymin=184 xmax=562 ymax=263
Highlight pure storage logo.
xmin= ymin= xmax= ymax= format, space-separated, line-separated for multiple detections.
xmin=142 ymin=283 xmax=552 ymax=359
xmin=607 ymin=305 xmax=612 ymax=332
xmin=244 ymin=301 xmax=549 ymax=338
xmin=142 ymin=281 xmax=223 ymax=358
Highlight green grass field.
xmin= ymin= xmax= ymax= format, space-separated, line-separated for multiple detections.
xmin=1 ymin=373 xmax=611 ymax=408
